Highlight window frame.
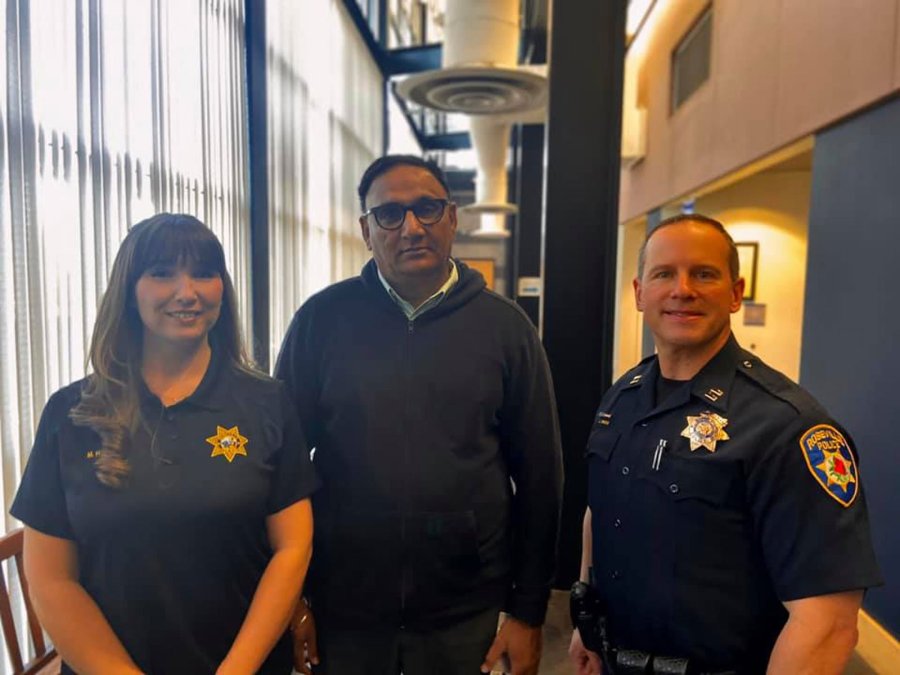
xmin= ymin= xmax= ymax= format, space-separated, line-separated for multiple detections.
xmin=670 ymin=4 xmax=713 ymax=113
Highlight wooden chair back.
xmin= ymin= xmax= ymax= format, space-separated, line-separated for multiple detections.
xmin=0 ymin=528 xmax=59 ymax=674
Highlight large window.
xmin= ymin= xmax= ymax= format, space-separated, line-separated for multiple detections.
xmin=0 ymin=0 xmax=250 ymax=537
xmin=1 ymin=0 xmax=251 ymax=670
xmin=266 ymin=0 xmax=384 ymax=366
xmin=671 ymin=6 xmax=712 ymax=111
xmin=1 ymin=2 xmax=387 ymax=570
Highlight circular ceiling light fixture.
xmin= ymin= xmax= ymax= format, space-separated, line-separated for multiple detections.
xmin=395 ymin=65 xmax=547 ymax=116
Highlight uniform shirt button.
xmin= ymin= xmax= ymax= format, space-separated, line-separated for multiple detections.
xmin=614 ymin=518 xmax=622 ymax=528
xmin=169 ymin=433 xmax=178 ymax=440
xmin=640 ymin=423 xmax=648 ymax=427
xmin=669 ymin=483 xmax=679 ymax=494
xmin=166 ymin=412 xmax=175 ymax=422
xmin=621 ymin=466 xmax=630 ymax=476
xmin=611 ymin=570 xmax=621 ymax=580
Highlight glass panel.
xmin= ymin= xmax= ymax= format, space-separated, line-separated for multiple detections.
xmin=672 ymin=8 xmax=712 ymax=111
xmin=266 ymin=0 xmax=384 ymax=366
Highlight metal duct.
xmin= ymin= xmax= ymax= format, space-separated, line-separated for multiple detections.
xmin=396 ymin=0 xmax=546 ymax=116
xmin=396 ymin=0 xmax=546 ymax=238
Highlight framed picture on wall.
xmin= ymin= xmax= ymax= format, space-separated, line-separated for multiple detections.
xmin=735 ymin=242 xmax=759 ymax=301
xmin=461 ymin=258 xmax=495 ymax=290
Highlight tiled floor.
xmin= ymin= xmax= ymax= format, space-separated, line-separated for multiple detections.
xmin=538 ymin=591 xmax=878 ymax=675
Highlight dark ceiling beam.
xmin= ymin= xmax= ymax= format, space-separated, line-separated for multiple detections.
xmin=340 ymin=0 xmax=384 ymax=69
xmin=421 ymin=131 xmax=471 ymax=151
xmin=386 ymin=44 xmax=442 ymax=75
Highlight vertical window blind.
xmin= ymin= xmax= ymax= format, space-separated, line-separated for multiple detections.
xmin=0 ymin=1 xmax=385 ymax=669
xmin=0 ymin=0 xmax=250 ymax=544
xmin=266 ymin=0 xmax=383 ymax=366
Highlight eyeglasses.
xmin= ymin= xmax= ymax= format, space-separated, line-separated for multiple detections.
xmin=362 ymin=198 xmax=451 ymax=230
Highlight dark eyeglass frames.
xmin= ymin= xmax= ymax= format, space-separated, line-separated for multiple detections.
xmin=362 ymin=197 xmax=451 ymax=231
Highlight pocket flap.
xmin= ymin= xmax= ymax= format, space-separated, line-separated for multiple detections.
xmin=585 ymin=428 xmax=620 ymax=461
xmin=647 ymin=458 xmax=735 ymax=505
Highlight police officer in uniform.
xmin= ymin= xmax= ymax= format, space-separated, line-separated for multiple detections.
xmin=569 ymin=215 xmax=881 ymax=675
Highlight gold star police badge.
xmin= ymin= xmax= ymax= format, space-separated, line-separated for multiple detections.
xmin=681 ymin=412 xmax=730 ymax=452
xmin=206 ymin=425 xmax=248 ymax=463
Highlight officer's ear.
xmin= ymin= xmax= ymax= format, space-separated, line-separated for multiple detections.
xmin=729 ymin=276 xmax=745 ymax=313
xmin=633 ymin=277 xmax=645 ymax=312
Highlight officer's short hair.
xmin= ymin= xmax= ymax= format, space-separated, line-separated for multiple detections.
xmin=637 ymin=214 xmax=740 ymax=281
xmin=357 ymin=155 xmax=451 ymax=211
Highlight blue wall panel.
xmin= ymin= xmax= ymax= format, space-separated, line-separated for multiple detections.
xmin=803 ymin=95 xmax=900 ymax=637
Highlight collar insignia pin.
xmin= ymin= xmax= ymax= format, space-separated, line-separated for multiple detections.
xmin=206 ymin=425 xmax=249 ymax=463
xmin=681 ymin=412 xmax=730 ymax=453
xmin=704 ymin=387 xmax=725 ymax=402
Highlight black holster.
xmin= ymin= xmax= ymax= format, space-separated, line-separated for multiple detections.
xmin=570 ymin=581 xmax=615 ymax=673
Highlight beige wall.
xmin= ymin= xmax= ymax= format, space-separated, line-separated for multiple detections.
xmin=613 ymin=218 xmax=647 ymax=380
xmin=620 ymin=0 xmax=900 ymax=221
xmin=694 ymin=170 xmax=811 ymax=380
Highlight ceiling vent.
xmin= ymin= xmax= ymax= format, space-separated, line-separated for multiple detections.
xmin=398 ymin=66 xmax=546 ymax=116
xmin=396 ymin=0 xmax=547 ymax=116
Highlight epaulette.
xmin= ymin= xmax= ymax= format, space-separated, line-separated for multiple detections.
xmin=593 ymin=355 xmax=655 ymax=419
xmin=735 ymin=351 xmax=822 ymax=417
xmin=613 ymin=353 xmax=656 ymax=390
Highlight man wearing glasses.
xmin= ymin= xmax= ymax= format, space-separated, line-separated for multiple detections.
xmin=276 ymin=155 xmax=563 ymax=675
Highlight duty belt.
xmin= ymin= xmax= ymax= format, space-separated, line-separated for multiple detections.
xmin=569 ymin=581 xmax=737 ymax=675
xmin=613 ymin=649 xmax=737 ymax=675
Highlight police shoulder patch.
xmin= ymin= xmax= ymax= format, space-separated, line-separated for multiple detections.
xmin=799 ymin=424 xmax=858 ymax=507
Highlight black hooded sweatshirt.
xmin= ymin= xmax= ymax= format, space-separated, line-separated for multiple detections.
xmin=275 ymin=259 xmax=563 ymax=629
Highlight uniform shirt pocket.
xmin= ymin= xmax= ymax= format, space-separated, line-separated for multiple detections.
xmin=641 ymin=457 xmax=736 ymax=507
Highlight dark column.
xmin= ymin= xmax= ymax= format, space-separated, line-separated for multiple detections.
xmin=512 ymin=124 xmax=545 ymax=326
xmin=245 ymin=0 xmax=269 ymax=370
xmin=542 ymin=0 xmax=627 ymax=587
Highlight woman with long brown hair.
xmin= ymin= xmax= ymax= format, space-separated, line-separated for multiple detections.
xmin=11 ymin=213 xmax=316 ymax=674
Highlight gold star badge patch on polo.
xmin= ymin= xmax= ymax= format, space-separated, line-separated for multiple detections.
xmin=206 ymin=425 xmax=249 ymax=463
xmin=681 ymin=412 xmax=730 ymax=452
xmin=800 ymin=424 xmax=858 ymax=507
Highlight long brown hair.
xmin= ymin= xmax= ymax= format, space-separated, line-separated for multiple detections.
xmin=70 ymin=213 xmax=255 ymax=487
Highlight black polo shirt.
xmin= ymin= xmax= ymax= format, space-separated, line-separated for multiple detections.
xmin=11 ymin=347 xmax=318 ymax=674
xmin=587 ymin=336 xmax=881 ymax=674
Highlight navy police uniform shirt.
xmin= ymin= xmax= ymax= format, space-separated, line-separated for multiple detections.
xmin=586 ymin=335 xmax=881 ymax=674
xmin=11 ymin=346 xmax=318 ymax=675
